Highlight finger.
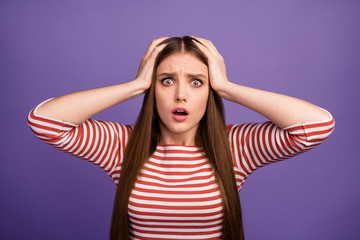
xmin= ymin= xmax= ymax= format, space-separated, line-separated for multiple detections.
xmin=191 ymin=36 xmax=221 ymax=58
xmin=137 ymin=39 xmax=167 ymax=76
xmin=148 ymin=42 xmax=167 ymax=61
xmin=191 ymin=37 xmax=213 ymax=60
xmin=143 ymin=37 xmax=169 ymax=60
xmin=146 ymin=37 xmax=168 ymax=52
xmin=138 ymin=42 xmax=167 ymax=74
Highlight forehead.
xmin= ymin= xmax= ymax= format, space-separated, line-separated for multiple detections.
xmin=156 ymin=52 xmax=208 ymax=77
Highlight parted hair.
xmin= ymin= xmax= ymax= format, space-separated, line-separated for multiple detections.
xmin=110 ymin=36 xmax=244 ymax=239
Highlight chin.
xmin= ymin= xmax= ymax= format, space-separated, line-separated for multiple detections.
xmin=161 ymin=122 xmax=199 ymax=136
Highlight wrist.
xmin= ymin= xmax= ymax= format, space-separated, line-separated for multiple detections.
xmin=212 ymin=81 xmax=233 ymax=99
xmin=131 ymin=78 xmax=150 ymax=95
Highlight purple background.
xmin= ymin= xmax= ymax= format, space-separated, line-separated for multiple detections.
xmin=1 ymin=0 xmax=359 ymax=239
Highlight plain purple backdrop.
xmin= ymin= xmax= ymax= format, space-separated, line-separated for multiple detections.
xmin=1 ymin=0 xmax=359 ymax=239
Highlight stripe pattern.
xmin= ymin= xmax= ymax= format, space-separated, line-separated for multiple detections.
xmin=227 ymin=113 xmax=335 ymax=191
xmin=27 ymin=100 xmax=335 ymax=239
xmin=128 ymin=145 xmax=223 ymax=239
xmin=27 ymin=101 xmax=132 ymax=184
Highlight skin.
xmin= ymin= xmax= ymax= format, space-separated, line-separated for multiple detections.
xmin=36 ymin=36 xmax=330 ymax=135
xmin=190 ymin=36 xmax=330 ymax=128
xmin=155 ymin=52 xmax=209 ymax=145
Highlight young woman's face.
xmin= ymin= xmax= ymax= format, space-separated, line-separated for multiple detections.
xmin=155 ymin=52 xmax=209 ymax=145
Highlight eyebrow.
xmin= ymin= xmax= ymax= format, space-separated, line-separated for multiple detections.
xmin=157 ymin=72 xmax=207 ymax=79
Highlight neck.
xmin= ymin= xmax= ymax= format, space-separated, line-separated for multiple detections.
xmin=158 ymin=132 xmax=196 ymax=145
xmin=158 ymin=124 xmax=198 ymax=146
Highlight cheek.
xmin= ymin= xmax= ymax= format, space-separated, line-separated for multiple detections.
xmin=155 ymin=82 xmax=168 ymax=102
xmin=195 ymin=91 xmax=209 ymax=112
xmin=155 ymin=89 xmax=168 ymax=115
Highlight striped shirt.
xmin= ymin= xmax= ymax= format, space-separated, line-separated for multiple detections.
xmin=27 ymin=100 xmax=335 ymax=239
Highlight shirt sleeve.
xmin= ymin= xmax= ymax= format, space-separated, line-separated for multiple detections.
xmin=27 ymin=99 xmax=132 ymax=185
xmin=227 ymin=109 xmax=335 ymax=191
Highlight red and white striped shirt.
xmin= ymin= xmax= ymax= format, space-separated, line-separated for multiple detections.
xmin=27 ymin=100 xmax=335 ymax=239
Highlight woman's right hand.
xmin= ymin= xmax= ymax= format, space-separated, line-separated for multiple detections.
xmin=134 ymin=37 xmax=168 ymax=93
xmin=35 ymin=37 xmax=168 ymax=125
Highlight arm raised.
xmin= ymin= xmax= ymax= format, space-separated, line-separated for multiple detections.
xmin=36 ymin=37 xmax=168 ymax=125
xmin=192 ymin=37 xmax=331 ymax=128
xmin=36 ymin=81 xmax=147 ymax=125
xmin=216 ymin=83 xmax=331 ymax=128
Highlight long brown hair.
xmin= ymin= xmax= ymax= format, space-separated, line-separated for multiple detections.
xmin=110 ymin=36 xmax=244 ymax=239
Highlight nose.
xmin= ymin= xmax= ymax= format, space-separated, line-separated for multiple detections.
xmin=175 ymin=79 xmax=187 ymax=102
xmin=176 ymin=96 xmax=187 ymax=102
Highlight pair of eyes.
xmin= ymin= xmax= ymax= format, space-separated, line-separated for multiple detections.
xmin=161 ymin=78 xmax=203 ymax=87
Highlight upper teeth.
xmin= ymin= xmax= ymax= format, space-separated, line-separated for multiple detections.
xmin=177 ymin=110 xmax=185 ymax=112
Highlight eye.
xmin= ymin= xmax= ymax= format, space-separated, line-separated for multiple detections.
xmin=161 ymin=78 xmax=174 ymax=86
xmin=191 ymin=79 xmax=202 ymax=87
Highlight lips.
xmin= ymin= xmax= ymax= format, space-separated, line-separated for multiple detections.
xmin=172 ymin=107 xmax=189 ymax=121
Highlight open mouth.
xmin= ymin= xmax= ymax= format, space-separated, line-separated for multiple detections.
xmin=171 ymin=108 xmax=189 ymax=121
xmin=172 ymin=108 xmax=189 ymax=116
xmin=173 ymin=110 xmax=188 ymax=116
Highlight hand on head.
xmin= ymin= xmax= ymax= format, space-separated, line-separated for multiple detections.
xmin=190 ymin=36 xmax=230 ymax=94
xmin=135 ymin=37 xmax=169 ymax=93
xmin=135 ymin=36 xmax=230 ymax=96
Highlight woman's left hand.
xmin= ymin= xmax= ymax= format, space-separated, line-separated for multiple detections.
xmin=192 ymin=37 xmax=331 ymax=128
xmin=191 ymin=36 xmax=230 ymax=96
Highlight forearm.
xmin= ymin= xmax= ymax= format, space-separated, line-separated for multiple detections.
xmin=36 ymin=80 xmax=147 ymax=125
xmin=217 ymin=82 xmax=331 ymax=128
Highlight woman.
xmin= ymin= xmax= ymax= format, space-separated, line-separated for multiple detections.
xmin=28 ymin=36 xmax=335 ymax=239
